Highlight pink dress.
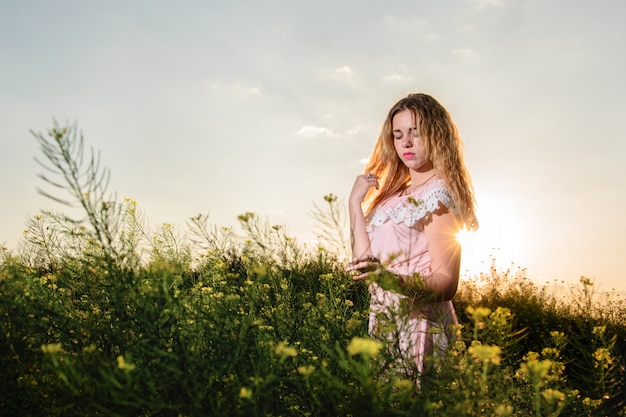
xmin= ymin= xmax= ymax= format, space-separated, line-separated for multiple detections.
xmin=367 ymin=178 xmax=459 ymax=377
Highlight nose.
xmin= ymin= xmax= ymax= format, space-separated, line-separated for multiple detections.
xmin=402 ymin=135 xmax=413 ymax=148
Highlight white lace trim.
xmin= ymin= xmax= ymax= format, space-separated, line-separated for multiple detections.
xmin=367 ymin=187 xmax=456 ymax=232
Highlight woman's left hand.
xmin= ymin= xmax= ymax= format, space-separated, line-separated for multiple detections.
xmin=346 ymin=256 xmax=382 ymax=280
xmin=349 ymin=173 xmax=379 ymax=206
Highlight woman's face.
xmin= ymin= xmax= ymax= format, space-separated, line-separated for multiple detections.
xmin=392 ymin=109 xmax=431 ymax=172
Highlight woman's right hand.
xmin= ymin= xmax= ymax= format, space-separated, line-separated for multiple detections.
xmin=346 ymin=255 xmax=382 ymax=280
xmin=349 ymin=173 xmax=379 ymax=205
xmin=348 ymin=173 xmax=379 ymax=280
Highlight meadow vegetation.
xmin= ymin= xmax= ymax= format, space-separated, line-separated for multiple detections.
xmin=1 ymin=123 xmax=625 ymax=416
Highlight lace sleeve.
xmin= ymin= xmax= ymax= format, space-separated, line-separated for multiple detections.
xmin=367 ymin=186 xmax=457 ymax=232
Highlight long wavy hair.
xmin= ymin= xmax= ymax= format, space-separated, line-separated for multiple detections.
xmin=363 ymin=93 xmax=478 ymax=230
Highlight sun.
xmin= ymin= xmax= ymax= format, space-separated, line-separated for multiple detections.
xmin=456 ymin=193 xmax=525 ymax=278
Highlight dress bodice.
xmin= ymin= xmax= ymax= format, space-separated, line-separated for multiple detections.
xmin=367 ymin=178 xmax=457 ymax=277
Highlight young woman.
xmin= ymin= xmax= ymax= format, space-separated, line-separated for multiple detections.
xmin=347 ymin=93 xmax=478 ymax=378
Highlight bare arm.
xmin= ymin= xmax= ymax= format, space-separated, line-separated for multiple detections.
xmin=349 ymin=199 xmax=371 ymax=262
xmin=416 ymin=204 xmax=462 ymax=301
xmin=347 ymin=173 xmax=379 ymax=267
xmin=361 ymin=203 xmax=462 ymax=302
xmin=347 ymin=178 xmax=462 ymax=301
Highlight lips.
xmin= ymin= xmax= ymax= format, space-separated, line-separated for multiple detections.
xmin=403 ymin=152 xmax=415 ymax=159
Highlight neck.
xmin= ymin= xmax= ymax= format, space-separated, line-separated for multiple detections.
xmin=405 ymin=171 xmax=436 ymax=194
xmin=410 ymin=167 xmax=436 ymax=183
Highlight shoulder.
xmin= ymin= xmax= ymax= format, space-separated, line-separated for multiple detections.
xmin=367 ymin=179 xmax=457 ymax=231
xmin=414 ymin=179 xmax=456 ymax=214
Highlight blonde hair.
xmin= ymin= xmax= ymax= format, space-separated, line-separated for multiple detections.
xmin=363 ymin=93 xmax=478 ymax=230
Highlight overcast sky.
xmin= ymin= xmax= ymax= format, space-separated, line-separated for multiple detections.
xmin=2 ymin=0 xmax=625 ymax=293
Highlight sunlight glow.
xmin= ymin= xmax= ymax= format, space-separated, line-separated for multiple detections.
xmin=457 ymin=193 xmax=526 ymax=279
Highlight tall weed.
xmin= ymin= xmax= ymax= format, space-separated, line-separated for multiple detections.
xmin=0 ymin=122 xmax=624 ymax=416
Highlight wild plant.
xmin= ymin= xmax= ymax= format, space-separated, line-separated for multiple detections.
xmin=309 ymin=193 xmax=351 ymax=260
xmin=30 ymin=121 xmax=123 ymax=266
xmin=455 ymin=264 xmax=626 ymax=416
xmin=1 ymin=122 xmax=625 ymax=416
xmin=3 ymin=119 xmax=372 ymax=414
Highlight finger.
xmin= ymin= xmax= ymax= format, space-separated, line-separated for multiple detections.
xmin=346 ymin=262 xmax=364 ymax=272
xmin=353 ymin=255 xmax=379 ymax=263
xmin=352 ymin=271 xmax=370 ymax=280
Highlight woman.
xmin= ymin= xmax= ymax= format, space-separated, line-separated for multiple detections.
xmin=347 ymin=93 xmax=478 ymax=378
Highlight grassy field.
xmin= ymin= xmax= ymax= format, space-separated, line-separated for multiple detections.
xmin=0 ymin=124 xmax=624 ymax=416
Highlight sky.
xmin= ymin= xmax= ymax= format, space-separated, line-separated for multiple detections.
xmin=1 ymin=0 xmax=625 ymax=293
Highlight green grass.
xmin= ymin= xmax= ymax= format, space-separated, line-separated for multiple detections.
xmin=0 ymin=122 xmax=624 ymax=416
xmin=2 ymin=209 xmax=625 ymax=416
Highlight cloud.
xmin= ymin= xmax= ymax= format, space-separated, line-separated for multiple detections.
xmin=382 ymin=14 xmax=428 ymax=29
xmin=451 ymin=48 xmax=476 ymax=63
xmin=383 ymin=73 xmax=415 ymax=82
xmin=295 ymin=124 xmax=365 ymax=139
xmin=332 ymin=65 xmax=355 ymax=80
xmin=200 ymin=79 xmax=262 ymax=95
xmin=346 ymin=126 xmax=364 ymax=136
xmin=471 ymin=0 xmax=502 ymax=8
xmin=295 ymin=125 xmax=337 ymax=138
xmin=423 ymin=33 xmax=439 ymax=43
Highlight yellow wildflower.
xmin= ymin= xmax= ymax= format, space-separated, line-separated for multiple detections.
xmin=541 ymin=347 xmax=560 ymax=359
xmin=583 ymin=397 xmax=602 ymax=407
xmin=274 ymin=341 xmax=298 ymax=359
xmin=117 ymin=355 xmax=136 ymax=371
xmin=468 ymin=344 xmax=502 ymax=365
xmin=41 ymin=343 xmax=63 ymax=354
xmin=392 ymin=378 xmax=415 ymax=391
xmin=467 ymin=306 xmax=491 ymax=322
xmin=239 ymin=387 xmax=253 ymax=400
xmin=592 ymin=326 xmax=606 ymax=336
xmin=520 ymin=358 xmax=552 ymax=381
xmin=82 ymin=344 xmax=96 ymax=353
xmin=297 ymin=365 xmax=315 ymax=376
xmin=251 ymin=264 xmax=266 ymax=276
xmin=593 ymin=348 xmax=613 ymax=367
xmin=347 ymin=337 xmax=382 ymax=358
xmin=495 ymin=404 xmax=514 ymax=416
xmin=490 ymin=307 xmax=512 ymax=326
xmin=542 ymin=388 xmax=566 ymax=404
